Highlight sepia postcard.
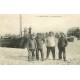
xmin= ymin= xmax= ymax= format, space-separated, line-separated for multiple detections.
xmin=0 ymin=14 xmax=80 ymax=65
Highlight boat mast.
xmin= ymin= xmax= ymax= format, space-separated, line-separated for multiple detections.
xmin=20 ymin=14 xmax=22 ymax=37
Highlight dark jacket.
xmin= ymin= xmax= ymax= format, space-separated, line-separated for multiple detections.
xmin=36 ymin=37 xmax=45 ymax=49
xmin=58 ymin=37 xmax=68 ymax=48
xmin=27 ymin=38 xmax=37 ymax=50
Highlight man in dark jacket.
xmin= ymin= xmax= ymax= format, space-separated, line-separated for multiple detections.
xmin=58 ymin=33 xmax=68 ymax=61
xmin=27 ymin=34 xmax=37 ymax=61
xmin=36 ymin=33 xmax=45 ymax=61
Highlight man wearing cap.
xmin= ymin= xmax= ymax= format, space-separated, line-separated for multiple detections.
xmin=58 ymin=32 xmax=68 ymax=61
xmin=36 ymin=33 xmax=45 ymax=61
xmin=27 ymin=34 xmax=37 ymax=61
xmin=46 ymin=32 xmax=56 ymax=60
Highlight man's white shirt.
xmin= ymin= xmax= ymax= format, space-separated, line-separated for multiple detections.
xmin=46 ymin=36 xmax=56 ymax=47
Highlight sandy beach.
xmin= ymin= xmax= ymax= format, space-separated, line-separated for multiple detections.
xmin=0 ymin=39 xmax=80 ymax=65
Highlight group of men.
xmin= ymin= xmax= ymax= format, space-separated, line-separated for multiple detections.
xmin=26 ymin=32 xmax=68 ymax=62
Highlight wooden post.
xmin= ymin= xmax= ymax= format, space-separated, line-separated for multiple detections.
xmin=20 ymin=14 xmax=22 ymax=37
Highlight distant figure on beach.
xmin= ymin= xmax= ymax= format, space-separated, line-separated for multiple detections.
xmin=27 ymin=34 xmax=37 ymax=61
xmin=58 ymin=32 xmax=68 ymax=61
xmin=36 ymin=33 xmax=45 ymax=61
xmin=46 ymin=32 xmax=56 ymax=60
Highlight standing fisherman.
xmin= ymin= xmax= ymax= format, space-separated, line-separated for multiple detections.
xmin=27 ymin=34 xmax=37 ymax=61
xmin=46 ymin=32 xmax=56 ymax=60
xmin=36 ymin=33 xmax=45 ymax=61
xmin=58 ymin=32 xmax=68 ymax=61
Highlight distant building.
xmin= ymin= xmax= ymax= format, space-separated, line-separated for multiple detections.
xmin=67 ymin=27 xmax=80 ymax=38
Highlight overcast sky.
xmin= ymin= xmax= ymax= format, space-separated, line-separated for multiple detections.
xmin=0 ymin=14 xmax=80 ymax=35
